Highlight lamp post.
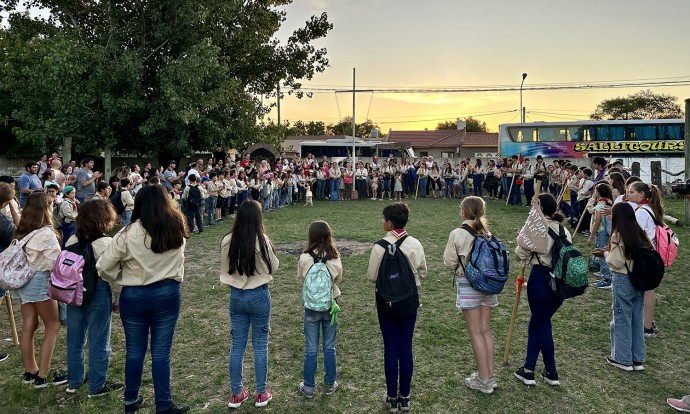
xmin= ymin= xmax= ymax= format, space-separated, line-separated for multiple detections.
xmin=520 ymin=72 xmax=527 ymax=123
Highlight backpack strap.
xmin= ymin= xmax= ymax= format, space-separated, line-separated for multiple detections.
xmin=308 ymin=250 xmax=325 ymax=263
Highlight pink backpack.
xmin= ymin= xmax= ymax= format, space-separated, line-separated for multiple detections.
xmin=655 ymin=224 xmax=679 ymax=267
xmin=49 ymin=250 xmax=85 ymax=306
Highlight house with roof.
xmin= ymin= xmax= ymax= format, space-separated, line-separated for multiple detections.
xmin=384 ymin=127 xmax=499 ymax=162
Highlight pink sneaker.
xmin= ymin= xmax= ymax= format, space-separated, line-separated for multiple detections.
xmin=254 ymin=388 xmax=273 ymax=407
xmin=227 ymin=388 xmax=249 ymax=409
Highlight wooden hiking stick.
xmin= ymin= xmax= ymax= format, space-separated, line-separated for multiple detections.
xmin=414 ymin=174 xmax=421 ymax=199
xmin=505 ymin=174 xmax=517 ymax=206
xmin=3 ymin=292 xmax=19 ymax=345
xmin=503 ymin=265 xmax=526 ymax=365
xmin=555 ymin=173 xmax=572 ymax=206
xmin=503 ymin=182 xmax=540 ymax=365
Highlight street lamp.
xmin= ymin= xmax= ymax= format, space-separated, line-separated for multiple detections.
xmin=520 ymin=72 xmax=527 ymax=123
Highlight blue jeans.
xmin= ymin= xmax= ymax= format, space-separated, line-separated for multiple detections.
xmin=330 ymin=178 xmax=340 ymax=200
xmin=237 ymin=191 xmax=248 ymax=206
xmin=525 ymin=265 xmax=563 ymax=374
xmin=0 ymin=288 xmax=5 ymax=297
xmin=316 ymin=180 xmax=326 ymax=200
xmin=207 ymin=196 xmax=217 ymax=223
xmin=122 ymin=210 xmax=132 ymax=226
xmin=509 ymin=180 xmax=521 ymax=205
xmin=570 ymin=191 xmax=579 ymax=220
xmin=610 ymin=272 xmax=645 ymax=365
xmin=67 ymin=279 xmax=113 ymax=393
xmin=596 ymin=230 xmax=612 ymax=280
xmin=444 ymin=178 xmax=454 ymax=198
xmin=378 ymin=311 xmax=417 ymax=398
xmin=185 ymin=205 xmax=203 ymax=232
xmin=473 ymin=174 xmax=484 ymax=196
xmin=459 ymin=178 xmax=468 ymax=197
xmin=501 ymin=176 xmax=511 ymax=201
xmin=120 ymin=281 xmax=181 ymax=412
xmin=523 ymin=179 xmax=535 ymax=205
xmin=418 ymin=177 xmax=427 ymax=197
xmin=229 ymin=285 xmax=271 ymax=394
xmin=302 ymin=308 xmax=337 ymax=390
xmin=61 ymin=221 xmax=75 ymax=249
xmin=356 ymin=179 xmax=367 ymax=199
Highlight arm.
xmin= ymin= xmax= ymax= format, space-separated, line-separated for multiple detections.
xmin=367 ymin=244 xmax=384 ymax=283
xmin=96 ymin=231 xmax=127 ymax=282
xmin=443 ymin=231 xmax=459 ymax=271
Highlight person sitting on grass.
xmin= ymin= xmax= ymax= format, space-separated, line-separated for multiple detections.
xmin=367 ymin=202 xmax=427 ymax=412
xmin=443 ymin=196 xmax=498 ymax=394
xmin=297 ymin=221 xmax=343 ymax=398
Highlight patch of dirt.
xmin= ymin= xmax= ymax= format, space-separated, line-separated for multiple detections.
xmin=276 ymin=238 xmax=371 ymax=256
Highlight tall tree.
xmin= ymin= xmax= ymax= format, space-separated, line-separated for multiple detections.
xmin=436 ymin=117 xmax=489 ymax=132
xmin=590 ymin=90 xmax=683 ymax=120
xmin=326 ymin=117 xmax=381 ymax=138
xmin=0 ymin=0 xmax=333 ymax=160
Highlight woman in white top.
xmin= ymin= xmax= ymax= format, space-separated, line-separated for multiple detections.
xmin=12 ymin=193 xmax=64 ymax=388
xmin=626 ymin=181 xmax=664 ymax=336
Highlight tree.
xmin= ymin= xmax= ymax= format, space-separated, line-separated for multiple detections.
xmin=326 ymin=117 xmax=381 ymax=138
xmin=436 ymin=117 xmax=489 ymax=132
xmin=0 ymin=0 xmax=333 ymax=162
xmin=590 ymin=90 xmax=684 ymax=120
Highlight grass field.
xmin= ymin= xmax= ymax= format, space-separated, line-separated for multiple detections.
xmin=1 ymin=196 xmax=689 ymax=414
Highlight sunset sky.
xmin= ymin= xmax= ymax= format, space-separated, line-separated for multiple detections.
xmin=269 ymin=0 xmax=690 ymax=134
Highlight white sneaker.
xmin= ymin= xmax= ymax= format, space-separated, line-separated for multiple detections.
xmin=464 ymin=374 xmax=494 ymax=394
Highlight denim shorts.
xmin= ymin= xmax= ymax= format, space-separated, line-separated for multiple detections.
xmin=456 ymin=276 xmax=499 ymax=310
xmin=13 ymin=270 xmax=51 ymax=304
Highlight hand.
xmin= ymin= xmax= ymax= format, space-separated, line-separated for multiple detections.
xmin=587 ymin=236 xmax=594 ymax=246
xmin=111 ymin=303 xmax=120 ymax=313
xmin=93 ymin=171 xmax=102 ymax=179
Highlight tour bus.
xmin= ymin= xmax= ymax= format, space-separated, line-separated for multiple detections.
xmin=299 ymin=137 xmax=383 ymax=164
xmin=498 ymin=119 xmax=686 ymax=182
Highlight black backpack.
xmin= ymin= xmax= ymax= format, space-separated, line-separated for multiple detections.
xmin=375 ymin=236 xmax=419 ymax=318
xmin=187 ymin=185 xmax=202 ymax=207
xmin=68 ymin=237 xmax=103 ymax=306
xmin=626 ymin=247 xmax=664 ymax=291
xmin=110 ymin=190 xmax=125 ymax=215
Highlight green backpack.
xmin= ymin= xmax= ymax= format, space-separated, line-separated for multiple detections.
xmin=302 ymin=252 xmax=333 ymax=312
xmin=547 ymin=225 xmax=588 ymax=299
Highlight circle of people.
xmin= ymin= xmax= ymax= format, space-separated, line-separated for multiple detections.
xmin=0 ymin=151 xmax=682 ymax=413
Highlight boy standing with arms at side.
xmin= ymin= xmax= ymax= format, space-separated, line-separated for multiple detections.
xmin=367 ymin=203 xmax=427 ymax=412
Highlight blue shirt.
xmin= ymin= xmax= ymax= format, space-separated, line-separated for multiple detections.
xmin=18 ymin=172 xmax=42 ymax=207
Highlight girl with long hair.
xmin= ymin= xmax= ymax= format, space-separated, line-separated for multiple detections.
xmin=608 ymin=172 xmax=626 ymax=201
xmin=221 ymin=200 xmax=279 ymax=409
xmin=444 ymin=196 xmax=498 ymax=393
xmin=514 ymin=193 xmax=570 ymax=387
xmin=65 ymin=200 xmax=122 ymax=396
xmin=297 ymin=221 xmax=343 ymax=398
xmin=589 ymin=182 xmax=614 ymax=289
xmin=599 ymin=202 xmax=649 ymax=371
xmin=626 ymin=182 xmax=664 ymax=336
xmin=12 ymin=193 xmax=65 ymax=388
xmin=97 ymin=184 xmax=190 ymax=414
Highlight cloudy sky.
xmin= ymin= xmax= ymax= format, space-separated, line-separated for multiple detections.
xmin=270 ymin=0 xmax=690 ymax=132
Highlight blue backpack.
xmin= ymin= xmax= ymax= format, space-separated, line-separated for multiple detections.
xmin=302 ymin=252 xmax=333 ymax=312
xmin=458 ymin=224 xmax=510 ymax=295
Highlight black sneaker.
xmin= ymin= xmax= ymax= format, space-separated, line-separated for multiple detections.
xmin=125 ymin=396 xmax=145 ymax=413
xmin=541 ymin=369 xmax=560 ymax=386
xmin=22 ymin=371 xmax=38 ymax=384
xmin=632 ymin=362 xmax=645 ymax=371
xmin=52 ymin=371 xmax=68 ymax=386
xmin=0 ymin=352 xmax=8 ymax=362
xmin=606 ymin=356 xmax=633 ymax=372
xmin=514 ymin=367 xmax=536 ymax=385
xmin=644 ymin=324 xmax=658 ymax=337
xmin=398 ymin=395 xmax=411 ymax=412
xmin=33 ymin=376 xmax=50 ymax=389
xmin=383 ymin=394 xmax=399 ymax=413
xmin=156 ymin=404 xmax=190 ymax=414
xmin=88 ymin=381 xmax=124 ymax=398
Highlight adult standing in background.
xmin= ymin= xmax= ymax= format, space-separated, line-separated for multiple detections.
xmin=18 ymin=162 xmax=45 ymax=208
xmin=76 ymin=158 xmax=102 ymax=203
xmin=97 ymin=185 xmax=190 ymax=414
xmin=163 ymin=160 xmax=185 ymax=193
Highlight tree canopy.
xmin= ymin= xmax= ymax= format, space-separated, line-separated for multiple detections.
xmin=590 ymin=90 xmax=684 ymax=120
xmin=436 ymin=117 xmax=489 ymax=132
xmin=0 ymin=0 xmax=333 ymax=159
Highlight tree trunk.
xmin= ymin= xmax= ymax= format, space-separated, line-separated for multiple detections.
xmin=62 ymin=136 xmax=72 ymax=165
xmin=104 ymin=145 xmax=112 ymax=178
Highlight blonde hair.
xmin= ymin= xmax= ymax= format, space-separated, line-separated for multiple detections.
xmin=460 ymin=196 xmax=489 ymax=235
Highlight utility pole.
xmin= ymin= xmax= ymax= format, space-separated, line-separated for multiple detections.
xmin=685 ymin=98 xmax=690 ymax=225
xmin=277 ymin=83 xmax=281 ymax=127
xmin=352 ymin=68 xmax=356 ymax=166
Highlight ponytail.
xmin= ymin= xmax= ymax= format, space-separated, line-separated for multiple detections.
xmin=647 ymin=184 xmax=664 ymax=225
xmin=460 ymin=196 xmax=490 ymax=236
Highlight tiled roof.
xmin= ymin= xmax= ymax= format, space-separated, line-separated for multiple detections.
xmin=387 ymin=130 xmax=498 ymax=148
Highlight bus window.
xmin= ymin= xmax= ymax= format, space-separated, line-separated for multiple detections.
xmin=597 ymin=126 xmax=624 ymax=141
xmin=659 ymin=125 xmax=683 ymax=140
xmin=536 ymin=127 xmax=561 ymax=142
xmin=508 ymin=127 xmax=536 ymax=142
xmin=633 ymin=126 xmax=656 ymax=140
xmin=566 ymin=127 xmax=586 ymax=141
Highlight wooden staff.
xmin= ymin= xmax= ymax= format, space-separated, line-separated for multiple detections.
xmin=503 ymin=265 xmax=526 ymax=365
xmin=503 ymin=181 xmax=541 ymax=365
xmin=505 ymin=174 xmax=517 ymax=206
xmin=414 ymin=173 xmax=421 ymax=199
xmin=555 ymin=172 xmax=572 ymax=206
xmin=4 ymin=292 xmax=19 ymax=346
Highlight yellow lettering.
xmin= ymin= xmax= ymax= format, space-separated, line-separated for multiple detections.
xmin=574 ymin=143 xmax=587 ymax=152
xmin=651 ymin=142 xmax=664 ymax=151
xmin=639 ymin=142 xmax=651 ymax=151
xmin=628 ymin=142 xmax=639 ymax=151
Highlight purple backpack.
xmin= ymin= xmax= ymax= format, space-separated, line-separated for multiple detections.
xmin=49 ymin=250 xmax=86 ymax=306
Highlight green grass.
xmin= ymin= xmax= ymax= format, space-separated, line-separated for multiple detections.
xmin=1 ymin=197 xmax=690 ymax=413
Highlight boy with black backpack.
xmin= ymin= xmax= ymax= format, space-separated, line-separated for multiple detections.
xmin=367 ymin=202 xmax=427 ymax=413
xmin=182 ymin=174 xmax=206 ymax=234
